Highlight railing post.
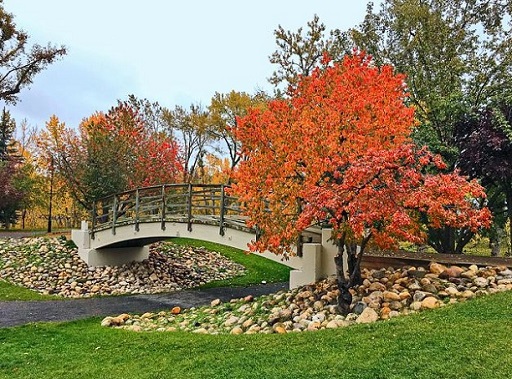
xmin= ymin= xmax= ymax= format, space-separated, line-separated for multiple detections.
xmin=112 ymin=195 xmax=117 ymax=235
xmin=219 ymin=184 xmax=225 ymax=236
xmin=135 ymin=188 xmax=140 ymax=232
xmin=187 ymin=183 xmax=193 ymax=232
xmin=161 ymin=185 xmax=166 ymax=231
xmin=297 ymin=235 xmax=303 ymax=257
xmin=91 ymin=200 xmax=96 ymax=240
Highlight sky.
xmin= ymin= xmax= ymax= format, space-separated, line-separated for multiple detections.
xmin=3 ymin=1 xmax=378 ymax=130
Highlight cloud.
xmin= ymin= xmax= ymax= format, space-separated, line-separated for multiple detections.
xmin=7 ymin=51 xmax=136 ymax=129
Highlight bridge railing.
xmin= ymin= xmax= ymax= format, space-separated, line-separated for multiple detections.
xmin=90 ymin=184 xmax=249 ymax=238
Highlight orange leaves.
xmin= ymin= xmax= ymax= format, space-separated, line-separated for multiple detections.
xmin=37 ymin=102 xmax=183 ymax=208
xmin=231 ymin=52 xmax=490 ymax=256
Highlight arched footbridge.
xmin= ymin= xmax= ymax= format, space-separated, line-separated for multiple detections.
xmin=72 ymin=184 xmax=344 ymax=289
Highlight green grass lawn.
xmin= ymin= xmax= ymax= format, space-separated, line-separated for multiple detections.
xmin=0 ymin=281 xmax=60 ymax=302
xmin=170 ymin=238 xmax=291 ymax=288
xmin=0 ymin=290 xmax=511 ymax=379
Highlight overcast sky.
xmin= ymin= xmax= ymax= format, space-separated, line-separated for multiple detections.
xmin=3 ymin=1 xmax=378 ymax=130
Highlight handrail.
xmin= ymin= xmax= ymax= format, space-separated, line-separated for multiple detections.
xmin=89 ymin=183 xmax=248 ymax=238
xmin=88 ymin=183 xmax=314 ymax=256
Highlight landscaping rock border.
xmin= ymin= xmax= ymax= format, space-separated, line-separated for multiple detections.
xmin=102 ymin=263 xmax=512 ymax=334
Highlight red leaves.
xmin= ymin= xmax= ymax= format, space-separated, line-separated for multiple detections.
xmin=37 ymin=103 xmax=184 ymax=208
xmin=231 ymin=53 xmax=490 ymax=256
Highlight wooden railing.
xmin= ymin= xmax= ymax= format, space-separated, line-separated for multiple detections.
xmin=90 ymin=184 xmax=249 ymax=238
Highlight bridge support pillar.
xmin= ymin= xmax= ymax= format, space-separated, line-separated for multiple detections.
xmin=72 ymin=221 xmax=150 ymax=267
xmin=77 ymin=246 xmax=150 ymax=267
xmin=288 ymin=229 xmax=348 ymax=289
xmin=289 ymin=243 xmax=322 ymax=289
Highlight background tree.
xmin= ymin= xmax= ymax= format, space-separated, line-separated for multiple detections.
xmin=13 ymin=119 xmax=47 ymax=229
xmin=347 ymin=0 xmax=512 ymax=254
xmin=0 ymin=0 xmax=66 ymax=104
xmin=351 ymin=0 xmax=512 ymax=162
xmin=37 ymin=103 xmax=183 ymax=210
xmin=0 ymin=1 xmax=65 ymax=228
xmin=197 ymin=153 xmax=231 ymax=184
xmin=162 ymin=103 xmax=211 ymax=183
xmin=0 ymin=108 xmax=34 ymax=228
xmin=269 ymin=14 xmax=351 ymax=92
xmin=232 ymin=54 xmax=490 ymax=314
xmin=455 ymin=104 xmax=512 ymax=255
xmin=0 ymin=159 xmax=23 ymax=228
xmin=208 ymin=90 xmax=269 ymax=175
xmin=126 ymin=94 xmax=165 ymax=133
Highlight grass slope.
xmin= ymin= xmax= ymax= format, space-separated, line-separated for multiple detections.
xmin=169 ymin=238 xmax=291 ymax=288
xmin=1 ymin=290 xmax=511 ymax=379
xmin=0 ymin=281 xmax=59 ymax=302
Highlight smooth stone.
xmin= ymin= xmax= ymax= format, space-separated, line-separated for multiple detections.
xmin=429 ymin=262 xmax=447 ymax=275
xmin=473 ymin=277 xmax=489 ymax=288
xmin=421 ymin=296 xmax=439 ymax=309
xmin=439 ymin=266 xmax=464 ymax=279
xmin=352 ymin=301 xmax=367 ymax=315
xmin=383 ymin=291 xmax=401 ymax=302
xmin=231 ymin=327 xmax=244 ymax=335
xmin=356 ymin=307 xmax=379 ymax=324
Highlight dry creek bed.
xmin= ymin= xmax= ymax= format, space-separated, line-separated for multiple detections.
xmin=102 ymin=261 xmax=512 ymax=335
xmin=0 ymin=237 xmax=246 ymax=297
xmin=1 ymin=237 xmax=511 ymax=335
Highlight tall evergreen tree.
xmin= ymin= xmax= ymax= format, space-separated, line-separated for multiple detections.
xmin=0 ymin=108 xmax=23 ymax=228
xmin=0 ymin=107 xmax=16 ymax=161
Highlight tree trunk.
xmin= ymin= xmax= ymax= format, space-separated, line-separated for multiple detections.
xmin=506 ymin=190 xmax=512 ymax=257
xmin=334 ymin=242 xmax=352 ymax=315
xmin=490 ymin=237 xmax=500 ymax=257
xmin=428 ymin=226 xmax=473 ymax=254
xmin=334 ymin=235 xmax=370 ymax=315
xmin=347 ymin=243 xmax=363 ymax=286
xmin=489 ymin=223 xmax=504 ymax=257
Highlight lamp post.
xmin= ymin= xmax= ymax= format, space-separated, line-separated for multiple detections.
xmin=47 ymin=156 xmax=54 ymax=233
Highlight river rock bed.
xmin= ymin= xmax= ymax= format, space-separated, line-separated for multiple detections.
xmin=102 ymin=262 xmax=512 ymax=334
xmin=0 ymin=237 xmax=246 ymax=297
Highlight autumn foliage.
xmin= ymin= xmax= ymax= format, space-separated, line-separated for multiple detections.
xmin=231 ymin=53 xmax=491 ymax=313
xmin=37 ymin=102 xmax=183 ymax=209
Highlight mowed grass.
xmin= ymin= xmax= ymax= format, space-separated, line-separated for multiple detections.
xmin=0 ymin=281 xmax=59 ymax=302
xmin=0 ymin=290 xmax=511 ymax=379
xmin=169 ymin=238 xmax=291 ymax=287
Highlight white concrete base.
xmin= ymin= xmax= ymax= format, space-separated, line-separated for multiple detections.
xmin=289 ymin=243 xmax=322 ymax=289
xmin=77 ymin=246 xmax=150 ymax=267
xmin=72 ymin=221 xmax=149 ymax=267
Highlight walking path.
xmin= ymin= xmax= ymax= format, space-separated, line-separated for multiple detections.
xmin=0 ymin=282 xmax=288 ymax=328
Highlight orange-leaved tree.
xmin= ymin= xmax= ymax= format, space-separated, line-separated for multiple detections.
xmin=37 ymin=102 xmax=183 ymax=210
xmin=231 ymin=53 xmax=491 ymax=314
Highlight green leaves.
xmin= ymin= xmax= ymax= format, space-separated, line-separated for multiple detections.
xmin=0 ymin=3 xmax=66 ymax=104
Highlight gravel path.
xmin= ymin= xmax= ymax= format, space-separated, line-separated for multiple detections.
xmin=0 ymin=282 xmax=288 ymax=328
xmin=0 ymin=231 xmax=46 ymax=239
